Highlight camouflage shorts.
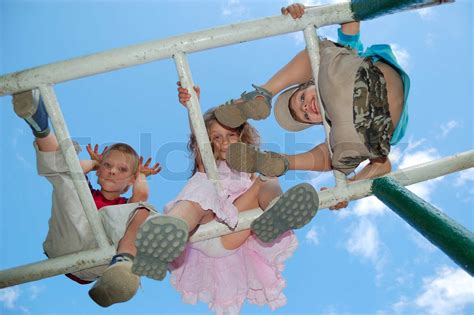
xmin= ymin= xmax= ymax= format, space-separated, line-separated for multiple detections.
xmin=353 ymin=58 xmax=394 ymax=159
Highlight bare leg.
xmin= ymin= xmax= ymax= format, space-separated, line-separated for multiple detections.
xmin=35 ymin=133 xmax=59 ymax=152
xmin=167 ymin=200 xmax=210 ymax=232
xmin=261 ymin=49 xmax=313 ymax=96
xmin=285 ymin=142 xmax=332 ymax=172
xmin=221 ymin=177 xmax=282 ymax=250
xmin=116 ymin=208 xmax=149 ymax=256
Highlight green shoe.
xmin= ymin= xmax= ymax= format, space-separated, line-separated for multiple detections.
xmin=131 ymin=216 xmax=188 ymax=281
xmin=215 ymin=85 xmax=272 ymax=128
xmin=251 ymin=183 xmax=319 ymax=243
xmin=226 ymin=142 xmax=289 ymax=177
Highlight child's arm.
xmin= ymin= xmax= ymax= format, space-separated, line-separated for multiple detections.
xmin=80 ymin=144 xmax=107 ymax=174
xmin=338 ymin=22 xmax=363 ymax=53
xmin=129 ymin=157 xmax=161 ymax=203
xmin=349 ymin=157 xmax=391 ymax=182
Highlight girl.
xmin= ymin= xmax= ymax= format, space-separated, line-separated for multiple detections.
xmin=216 ymin=3 xmax=410 ymax=186
xmin=131 ymin=84 xmax=319 ymax=314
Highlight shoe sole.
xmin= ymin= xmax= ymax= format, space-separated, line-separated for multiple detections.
xmin=132 ymin=216 xmax=188 ymax=280
xmin=215 ymin=98 xmax=271 ymax=128
xmin=251 ymin=183 xmax=319 ymax=243
xmin=12 ymin=90 xmax=39 ymax=118
xmin=227 ymin=143 xmax=287 ymax=177
xmin=88 ymin=263 xmax=139 ymax=307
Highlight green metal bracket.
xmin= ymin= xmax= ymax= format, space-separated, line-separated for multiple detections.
xmin=351 ymin=0 xmax=452 ymax=21
xmin=372 ymin=176 xmax=474 ymax=276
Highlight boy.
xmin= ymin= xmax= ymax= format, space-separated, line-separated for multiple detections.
xmin=216 ymin=3 xmax=409 ymax=188
xmin=12 ymin=89 xmax=160 ymax=307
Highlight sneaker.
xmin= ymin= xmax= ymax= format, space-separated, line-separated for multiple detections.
xmin=131 ymin=216 xmax=188 ymax=281
xmin=251 ymin=183 xmax=319 ymax=243
xmin=88 ymin=254 xmax=140 ymax=307
xmin=215 ymin=85 xmax=272 ymax=128
xmin=226 ymin=142 xmax=289 ymax=177
xmin=12 ymin=89 xmax=50 ymax=137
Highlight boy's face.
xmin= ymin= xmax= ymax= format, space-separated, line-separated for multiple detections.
xmin=209 ymin=121 xmax=240 ymax=160
xmin=289 ymin=84 xmax=322 ymax=124
xmin=96 ymin=150 xmax=135 ymax=194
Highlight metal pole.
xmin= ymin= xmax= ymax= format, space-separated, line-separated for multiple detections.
xmin=351 ymin=0 xmax=454 ymax=21
xmin=303 ymin=26 xmax=348 ymax=188
xmin=0 ymin=3 xmax=353 ymax=96
xmin=1 ymin=151 xmax=472 ymax=287
xmin=372 ymin=176 xmax=474 ymax=276
xmin=190 ymin=150 xmax=474 ymax=242
xmin=173 ymin=52 xmax=222 ymax=188
xmin=0 ymin=248 xmax=114 ymax=289
xmin=39 ymin=85 xmax=111 ymax=249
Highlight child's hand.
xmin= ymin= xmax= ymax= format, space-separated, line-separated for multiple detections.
xmin=137 ymin=156 xmax=161 ymax=177
xmin=177 ymin=81 xmax=201 ymax=107
xmin=86 ymin=144 xmax=108 ymax=163
xmin=320 ymin=187 xmax=348 ymax=210
xmin=281 ymin=3 xmax=305 ymax=19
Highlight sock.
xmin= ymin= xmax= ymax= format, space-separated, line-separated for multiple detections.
xmin=110 ymin=253 xmax=135 ymax=265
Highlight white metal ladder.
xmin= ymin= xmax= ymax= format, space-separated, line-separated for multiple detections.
xmin=0 ymin=0 xmax=466 ymax=288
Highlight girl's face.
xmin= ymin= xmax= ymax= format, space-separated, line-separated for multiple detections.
xmin=289 ymin=84 xmax=322 ymax=124
xmin=96 ymin=150 xmax=135 ymax=194
xmin=209 ymin=121 xmax=240 ymax=160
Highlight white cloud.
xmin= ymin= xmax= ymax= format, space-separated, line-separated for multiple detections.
xmin=392 ymin=267 xmax=474 ymax=315
xmin=352 ymin=196 xmax=387 ymax=217
xmin=221 ymin=0 xmax=248 ymax=17
xmin=27 ymin=284 xmax=44 ymax=300
xmin=397 ymin=146 xmax=442 ymax=201
xmin=417 ymin=7 xmax=435 ymax=21
xmin=409 ymin=229 xmax=437 ymax=253
xmin=425 ymin=32 xmax=435 ymax=48
xmin=455 ymin=168 xmax=474 ymax=187
xmin=415 ymin=267 xmax=474 ymax=315
xmin=309 ymin=171 xmax=334 ymax=188
xmin=0 ymin=286 xmax=20 ymax=309
xmin=398 ymin=147 xmax=440 ymax=170
xmin=390 ymin=43 xmax=410 ymax=70
xmin=305 ymin=225 xmax=320 ymax=245
xmin=439 ymin=120 xmax=460 ymax=139
xmin=345 ymin=218 xmax=388 ymax=281
xmin=346 ymin=218 xmax=380 ymax=261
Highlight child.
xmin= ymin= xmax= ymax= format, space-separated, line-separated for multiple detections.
xmin=130 ymin=84 xmax=319 ymax=314
xmin=11 ymin=89 xmax=161 ymax=307
xmin=216 ymin=3 xmax=410 ymax=184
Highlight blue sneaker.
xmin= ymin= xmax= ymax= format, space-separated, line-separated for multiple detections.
xmin=12 ymin=89 xmax=50 ymax=138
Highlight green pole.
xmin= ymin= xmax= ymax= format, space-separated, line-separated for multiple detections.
xmin=372 ymin=176 xmax=474 ymax=276
xmin=351 ymin=0 xmax=452 ymax=21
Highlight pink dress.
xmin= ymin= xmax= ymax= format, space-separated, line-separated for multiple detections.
xmin=164 ymin=162 xmax=298 ymax=314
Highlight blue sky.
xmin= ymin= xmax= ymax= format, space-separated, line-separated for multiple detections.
xmin=1 ymin=0 xmax=473 ymax=314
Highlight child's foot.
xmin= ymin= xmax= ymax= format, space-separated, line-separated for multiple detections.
xmin=88 ymin=254 xmax=139 ymax=307
xmin=12 ymin=89 xmax=50 ymax=138
xmin=215 ymin=85 xmax=272 ymax=128
xmin=226 ymin=142 xmax=289 ymax=177
xmin=131 ymin=216 xmax=188 ymax=281
xmin=251 ymin=183 xmax=319 ymax=243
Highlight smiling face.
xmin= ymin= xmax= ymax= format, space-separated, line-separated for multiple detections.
xmin=209 ymin=121 xmax=240 ymax=160
xmin=96 ymin=149 xmax=136 ymax=194
xmin=288 ymin=84 xmax=322 ymax=124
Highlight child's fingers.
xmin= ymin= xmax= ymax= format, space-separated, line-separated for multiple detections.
xmin=281 ymin=6 xmax=288 ymax=15
xmin=144 ymin=157 xmax=152 ymax=167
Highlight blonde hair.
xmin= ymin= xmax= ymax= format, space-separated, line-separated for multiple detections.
xmin=101 ymin=143 xmax=139 ymax=193
xmin=188 ymin=107 xmax=260 ymax=175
